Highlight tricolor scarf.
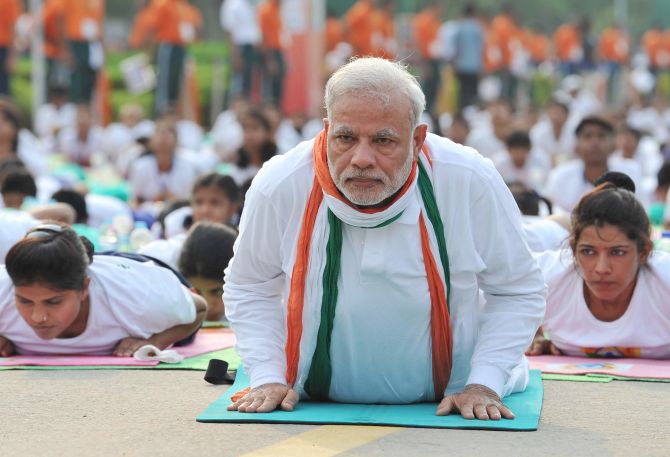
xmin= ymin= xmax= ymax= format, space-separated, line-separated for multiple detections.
xmin=283 ymin=130 xmax=453 ymax=401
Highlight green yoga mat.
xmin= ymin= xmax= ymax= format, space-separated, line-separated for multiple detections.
xmin=0 ymin=348 xmax=241 ymax=372
xmin=197 ymin=369 xmax=544 ymax=431
xmin=542 ymin=373 xmax=670 ymax=383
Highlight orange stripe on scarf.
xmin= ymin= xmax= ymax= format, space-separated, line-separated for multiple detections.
xmin=285 ymin=177 xmax=324 ymax=385
xmin=419 ymin=216 xmax=453 ymax=398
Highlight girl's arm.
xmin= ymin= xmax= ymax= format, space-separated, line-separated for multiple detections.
xmin=112 ymin=292 xmax=207 ymax=356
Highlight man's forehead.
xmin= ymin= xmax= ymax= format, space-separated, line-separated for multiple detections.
xmin=329 ymin=123 xmax=401 ymax=137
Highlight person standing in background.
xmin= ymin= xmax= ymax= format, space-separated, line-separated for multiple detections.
xmin=152 ymin=0 xmax=202 ymax=114
xmin=453 ymin=4 xmax=484 ymax=111
xmin=0 ymin=0 xmax=22 ymax=96
xmin=598 ymin=23 xmax=629 ymax=106
xmin=220 ymin=0 xmax=261 ymax=102
xmin=345 ymin=0 xmax=375 ymax=57
xmin=129 ymin=0 xmax=157 ymax=51
xmin=413 ymin=1 xmax=442 ymax=119
xmin=371 ymin=0 xmax=396 ymax=59
xmin=553 ymin=20 xmax=582 ymax=77
xmin=257 ymin=0 xmax=285 ymax=107
xmin=59 ymin=0 xmax=105 ymax=104
xmin=324 ymin=8 xmax=343 ymax=54
xmin=490 ymin=5 xmax=518 ymax=104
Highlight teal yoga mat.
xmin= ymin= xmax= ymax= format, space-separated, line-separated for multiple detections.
xmin=197 ymin=369 xmax=544 ymax=431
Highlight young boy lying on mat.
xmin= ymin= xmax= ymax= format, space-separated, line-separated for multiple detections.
xmin=528 ymin=178 xmax=670 ymax=358
xmin=0 ymin=223 xmax=207 ymax=357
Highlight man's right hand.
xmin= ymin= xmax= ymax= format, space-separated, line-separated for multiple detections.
xmin=0 ymin=336 xmax=15 ymax=357
xmin=227 ymin=383 xmax=299 ymax=413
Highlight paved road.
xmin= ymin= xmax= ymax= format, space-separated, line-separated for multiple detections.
xmin=2 ymin=370 xmax=668 ymax=457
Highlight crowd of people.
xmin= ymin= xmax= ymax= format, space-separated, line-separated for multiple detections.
xmin=0 ymin=1 xmax=669 ymax=419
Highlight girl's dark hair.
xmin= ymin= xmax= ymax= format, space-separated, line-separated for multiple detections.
xmin=178 ymin=222 xmax=237 ymax=280
xmin=51 ymin=189 xmax=89 ymax=224
xmin=570 ymin=183 xmax=651 ymax=255
xmin=237 ymin=108 xmax=277 ymax=168
xmin=5 ymin=223 xmax=94 ymax=290
xmin=192 ymin=172 xmax=240 ymax=204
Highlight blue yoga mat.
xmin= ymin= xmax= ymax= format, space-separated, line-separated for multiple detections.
xmin=197 ymin=368 xmax=544 ymax=431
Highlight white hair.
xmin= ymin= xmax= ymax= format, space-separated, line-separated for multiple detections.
xmin=324 ymin=57 xmax=426 ymax=129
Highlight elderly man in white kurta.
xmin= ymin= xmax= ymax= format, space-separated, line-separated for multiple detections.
xmin=224 ymin=58 xmax=546 ymax=420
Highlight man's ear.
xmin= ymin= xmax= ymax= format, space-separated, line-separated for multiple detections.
xmin=413 ymin=123 xmax=428 ymax=157
xmin=323 ymin=118 xmax=329 ymax=133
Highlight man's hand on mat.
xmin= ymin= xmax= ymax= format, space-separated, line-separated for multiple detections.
xmin=0 ymin=335 xmax=15 ymax=357
xmin=227 ymin=383 xmax=299 ymax=413
xmin=526 ymin=335 xmax=562 ymax=356
xmin=112 ymin=337 xmax=152 ymax=357
xmin=436 ymin=384 xmax=514 ymax=421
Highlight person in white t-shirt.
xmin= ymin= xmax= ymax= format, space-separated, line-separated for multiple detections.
xmin=128 ymin=118 xmax=199 ymax=203
xmin=57 ymin=104 xmax=105 ymax=167
xmin=0 ymin=223 xmax=207 ymax=357
xmin=139 ymin=172 xmax=240 ymax=268
xmin=529 ymin=181 xmax=670 ymax=359
xmin=529 ymin=98 xmax=573 ymax=166
xmin=492 ymin=131 xmax=550 ymax=192
xmin=545 ymin=116 xmax=642 ymax=213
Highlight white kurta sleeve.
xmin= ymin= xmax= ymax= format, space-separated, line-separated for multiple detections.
xmin=466 ymin=169 xmax=547 ymax=397
xmin=223 ymin=181 xmax=288 ymax=388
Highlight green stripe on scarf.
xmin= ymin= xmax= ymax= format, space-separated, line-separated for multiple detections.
xmin=304 ymin=162 xmax=450 ymax=400
xmin=304 ymin=210 xmax=342 ymax=400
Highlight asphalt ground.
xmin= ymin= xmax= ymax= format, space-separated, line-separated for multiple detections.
xmin=2 ymin=369 xmax=668 ymax=457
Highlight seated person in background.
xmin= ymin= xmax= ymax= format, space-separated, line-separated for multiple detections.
xmin=57 ymin=104 xmax=104 ymax=167
xmin=128 ymin=117 xmax=199 ymax=203
xmin=0 ymin=223 xmax=207 ymax=357
xmin=442 ymin=113 xmax=470 ymax=146
xmin=178 ymin=222 xmax=237 ymax=321
xmin=529 ymin=178 xmax=670 ymax=358
xmin=221 ymin=108 xmax=278 ymax=187
xmin=649 ymin=160 xmax=670 ymax=226
xmin=545 ymin=116 xmax=642 ymax=213
xmin=492 ymin=130 xmax=550 ymax=192
xmin=1 ymin=170 xmax=37 ymax=209
xmin=140 ymin=173 xmax=240 ymax=267
xmin=509 ymin=182 xmax=568 ymax=253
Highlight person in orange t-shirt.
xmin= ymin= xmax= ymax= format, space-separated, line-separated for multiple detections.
xmin=642 ymin=26 xmax=665 ymax=72
xmin=412 ymin=1 xmax=442 ymax=115
xmin=42 ymin=0 xmax=69 ymax=90
xmin=325 ymin=8 xmax=343 ymax=53
xmin=152 ymin=0 xmax=202 ymax=113
xmin=553 ymin=22 xmax=581 ymax=76
xmin=58 ymin=0 xmax=105 ymax=103
xmin=599 ymin=24 xmax=629 ymax=104
xmin=258 ymin=0 xmax=285 ymax=106
xmin=0 ymin=0 xmax=22 ymax=96
xmin=526 ymin=31 xmax=549 ymax=66
xmin=370 ymin=0 xmax=396 ymax=59
xmin=345 ymin=0 xmax=375 ymax=56
xmin=490 ymin=7 xmax=519 ymax=103
xmin=129 ymin=0 xmax=157 ymax=50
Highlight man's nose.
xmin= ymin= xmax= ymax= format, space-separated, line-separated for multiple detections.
xmin=349 ymin=142 xmax=376 ymax=169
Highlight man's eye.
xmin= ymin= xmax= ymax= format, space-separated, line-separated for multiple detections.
xmin=337 ymin=135 xmax=354 ymax=142
xmin=375 ymin=138 xmax=392 ymax=145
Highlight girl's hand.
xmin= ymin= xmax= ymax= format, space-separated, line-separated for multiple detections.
xmin=0 ymin=335 xmax=16 ymax=357
xmin=526 ymin=334 xmax=562 ymax=356
xmin=112 ymin=337 xmax=152 ymax=357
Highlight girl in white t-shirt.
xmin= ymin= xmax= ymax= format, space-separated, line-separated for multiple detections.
xmin=0 ymin=223 xmax=207 ymax=357
xmin=529 ymin=182 xmax=670 ymax=359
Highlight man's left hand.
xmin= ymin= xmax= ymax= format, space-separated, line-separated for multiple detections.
xmin=436 ymin=384 xmax=515 ymax=420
